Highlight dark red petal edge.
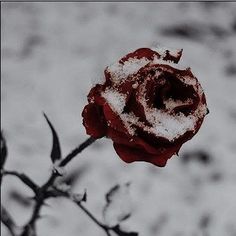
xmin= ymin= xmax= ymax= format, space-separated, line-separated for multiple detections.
xmin=82 ymin=104 xmax=107 ymax=138
xmin=113 ymin=142 xmax=181 ymax=167
xmin=119 ymin=48 xmax=161 ymax=64
xmin=162 ymin=49 xmax=183 ymax=63
xmin=119 ymin=48 xmax=183 ymax=64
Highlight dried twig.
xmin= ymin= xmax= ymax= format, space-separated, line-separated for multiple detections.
xmin=20 ymin=137 xmax=96 ymax=236
xmin=1 ymin=205 xmax=18 ymax=236
xmin=2 ymin=171 xmax=39 ymax=194
xmin=77 ymin=202 xmax=112 ymax=236
xmin=48 ymin=187 xmax=112 ymax=236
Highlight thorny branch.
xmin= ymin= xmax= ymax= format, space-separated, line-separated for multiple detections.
xmin=1 ymin=127 xmax=137 ymax=236
xmin=1 ymin=205 xmax=18 ymax=236
xmin=47 ymin=187 xmax=112 ymax=236
xmin=77 ymin=203 xmax=112 ymax=236
xmin=19 ymin=137 xmax=96 ymax=236
xmin=1 ymin=137 xmax=100 ymax=236
xmin=2 ymin=170 xmax=39 ymax=194
xmin=47 ymin=186 xmax=138 ymax=236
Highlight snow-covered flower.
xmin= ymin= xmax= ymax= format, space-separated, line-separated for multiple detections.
xmin=82 ymin=47 xmax=208 ymax=167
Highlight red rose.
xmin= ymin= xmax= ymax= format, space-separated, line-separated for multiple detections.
xmin=82 ymin=47 xmax=208 ymax=167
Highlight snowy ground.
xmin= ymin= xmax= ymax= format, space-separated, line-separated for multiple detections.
xmin=1 ymin=2 xmax=236 ymax=236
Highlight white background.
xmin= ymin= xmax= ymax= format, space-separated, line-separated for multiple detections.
xmin=2 ymin=2 xmax=236 ymax=236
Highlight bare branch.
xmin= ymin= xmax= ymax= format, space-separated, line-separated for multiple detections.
xmin=3 ymin=170 xmax=39 ymax=194
xmin=77 ymin=202 xmax=112 ymax=236
xmin=2 ymin=135 xmax=137 ymax=236
xmin=57 ymin=192 xmax=112 ymax=236
xmin=20 ymin=137 xmax=95 ymax=236
xmin=1 ymin=205 xmax=17 ymax=236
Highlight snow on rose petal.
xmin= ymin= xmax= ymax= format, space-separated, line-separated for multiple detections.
xmin=82 ymin=47 xmax=208 ymax=167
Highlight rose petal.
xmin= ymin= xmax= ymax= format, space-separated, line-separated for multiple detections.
xmin=82 ymin=104 xmax=107 ymax=138
xmin=113 ymin=143 xmax=178 ymax=167
xmin=107 ymin=127 xmax=132 ymax=145
xmin=134 ymin=132 xmax=182 ymax=157
xmin=162 ymin=49 xmax=183 ymax=63
xmin=119 ymin=48 xmax=160 ymax=64
xmin=87 ymin=84 xmax=106 ymax=105
xmin=103 ymin=103 xmax=129 ymax=134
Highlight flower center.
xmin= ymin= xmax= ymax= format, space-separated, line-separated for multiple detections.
xmin=153 ymin=73 xmax=197 ymax=115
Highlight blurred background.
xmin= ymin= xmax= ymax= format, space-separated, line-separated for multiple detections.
xmin=1 ymin=2 xmax=236 ymax=236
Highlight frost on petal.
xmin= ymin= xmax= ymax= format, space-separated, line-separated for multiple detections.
xmin=151 ymin=45 xmax=183 ymax=63
xmin=107 ymin=57 xmax=150 ymax=83
xmin=102 ymin=89 xmax=134 ymax=135
xmin=102 ymin=88 xmax=127 ymax=114
xmin=106 ymin=47 xmax=185 ymax=84
xmin=87 ymin=84 xmax=106 ymax=105
xmin=135 ymin=67 xmax=208 ymax=142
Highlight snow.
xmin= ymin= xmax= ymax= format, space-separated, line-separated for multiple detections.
xmin=107 ymin=47 xmax=186 ymax=83
xmin=137 ymin=72 xmax=207 ymax=140
xmin=144 ymin=110 xmax=196 ymax=141
xmin=107 ymin=57 xmax=150 ymax=83
xmin=101 ymin=85 xmax=206 ymax=140
xmin=102 ymin=88 xmax=127 ymax=114
xmin=151 ymin=45 xmax=182 ymax=59
xmin=103 ymin=58 xmax=208 ymax=141
xmin=120 ymin=113 xmax=139 ymax=136
xmin=139 ymin=99 xmax=207 ymax=141
xmin=177 ymin=74 xmax=197 ymax=86
xmin=2 ymin=2 xmax=236 ymax=236
xmin=101 ymin=82 xmax=204 ymax=140
xmin=164 ymin=98 xmax=193 ymax=110
xmin=138 ymin=78 xmax=207 ymax=141
xmin=102 ymin=89 xmax=139 ymax=135
xmin=152 ymin=57 xmax=185 ymax=70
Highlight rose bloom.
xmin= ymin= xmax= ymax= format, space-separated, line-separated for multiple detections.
xmin=82 ymin=48 xmax=208 ymax=167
